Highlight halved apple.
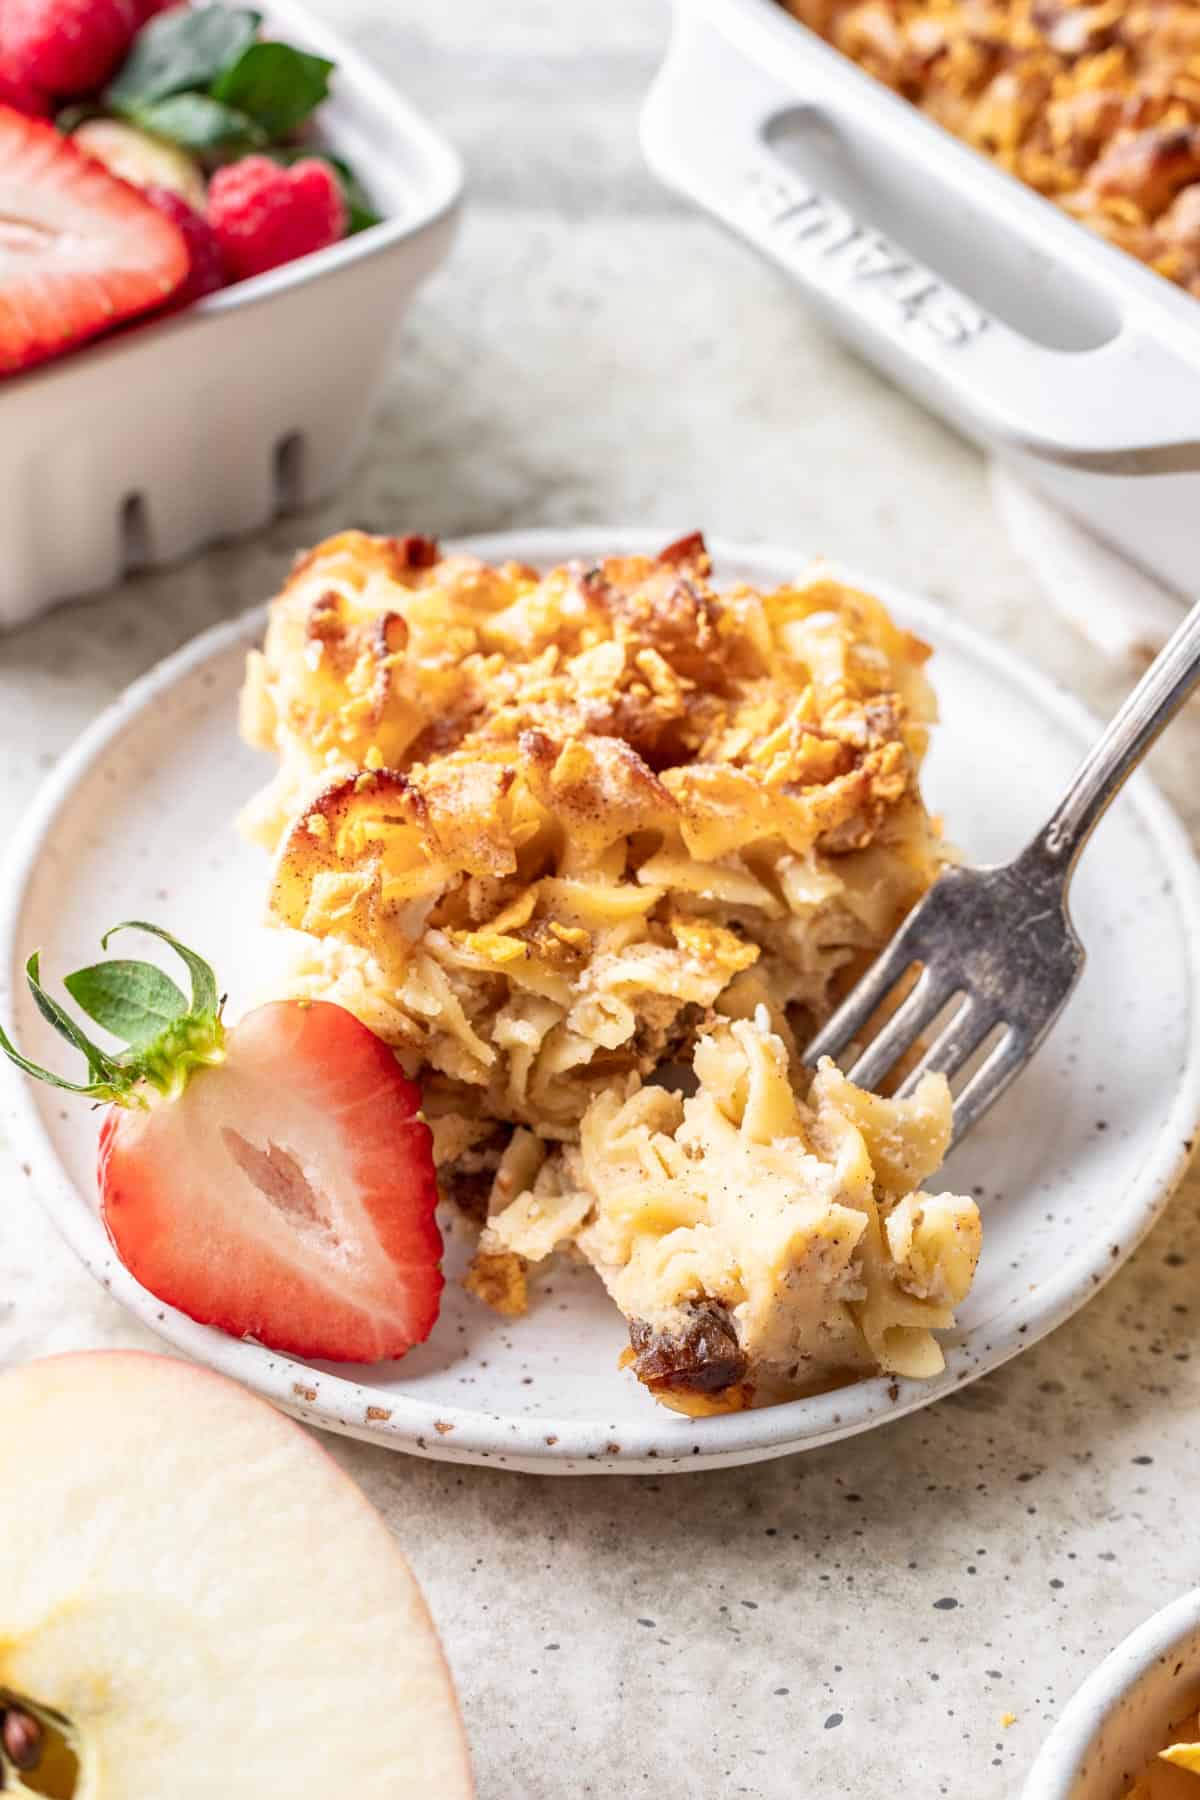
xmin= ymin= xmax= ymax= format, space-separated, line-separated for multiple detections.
xmin=0 ymin=1352 xmax=473 ymax=1798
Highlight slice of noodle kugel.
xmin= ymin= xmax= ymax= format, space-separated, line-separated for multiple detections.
xmin=0 ymin=1352 xmax=473 ymax=1799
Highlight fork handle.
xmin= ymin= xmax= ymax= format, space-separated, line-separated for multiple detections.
xmin=1033 ymin=596 xmax=1200 ymax=871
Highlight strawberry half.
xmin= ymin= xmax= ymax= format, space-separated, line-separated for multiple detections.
xmin=0 ymin=107 xmax=188 ymax=375
xmin=1 ymin=924 xmax=443 ymax=1363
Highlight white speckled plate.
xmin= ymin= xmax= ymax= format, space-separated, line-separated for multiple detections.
xmin=3 ymin=532 xmax=1199 ymax=1475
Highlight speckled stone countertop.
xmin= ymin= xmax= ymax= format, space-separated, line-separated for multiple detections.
xmin=2 ymin=4 xmax=1200 ymax=1796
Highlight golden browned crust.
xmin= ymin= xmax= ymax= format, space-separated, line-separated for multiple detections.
xmin=463 ymin=1248 xmax=529 ymax=1317
xmin=780 ymin=0 xmax=1200 ymax=294
xmin=242 ymin=531 xmax=946 ymax=1142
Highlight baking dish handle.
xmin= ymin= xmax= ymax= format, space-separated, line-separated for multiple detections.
xmin=640 ymin=3 xmax=1200 ymax=477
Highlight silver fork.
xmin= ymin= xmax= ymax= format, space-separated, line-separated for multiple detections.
xmin=804 ymin=598 xmax=1200 ymax=1148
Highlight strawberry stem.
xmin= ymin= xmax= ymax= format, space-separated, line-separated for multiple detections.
xmin=0 ymin=924 xmax=225 ymax=1108
xmin=138 ymin=1011 xmax=226 ymax=1099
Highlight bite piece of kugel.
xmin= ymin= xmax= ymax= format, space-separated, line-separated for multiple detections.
xmin=470 ymin=1012 xmax=982 ymax=1413
xmin=0 ymin=1352 xmax=473 ymax=1798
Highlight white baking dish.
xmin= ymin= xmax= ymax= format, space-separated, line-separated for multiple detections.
xmin=641 ymin=0 xmax=1200 ymax=598
xmin=0 ymin=0 xmax=462 ymax=631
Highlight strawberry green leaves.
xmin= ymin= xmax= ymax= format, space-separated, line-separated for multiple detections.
xmin=132 ymin=93 xmax=267 ymax=153
xmin=7 ymin=953 xmax=126 ymax=1097
xmin=105 ymin=7 xmax=342 ymax=163
xmin=102 ymin=921 xmax=220 ymax=1019
xmin=107 ymin=8 xmax=263 ymax=112
xmin=65 ymin=960 xmax=187 ymax=1049
xmin=211 ymin=42 xmax=333 ymax=139
xmin=0 ymin=924 xmax=225 ymax=1107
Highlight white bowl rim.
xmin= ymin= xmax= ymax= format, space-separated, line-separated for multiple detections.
xmin=2 ymin=528 xmax=1199 ymax=1472
xmin=1022 ymin=1588 xmax=1200 ymax=1799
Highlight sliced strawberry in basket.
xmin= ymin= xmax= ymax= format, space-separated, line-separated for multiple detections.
xmin=0 ymin=107 xmax=188 ymax=375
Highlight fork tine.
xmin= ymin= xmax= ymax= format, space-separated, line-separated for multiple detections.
xmin=895 ymin=999 xmax=1001 ymax=1098
xmin=803 ymin=931 xmax=927 ymax=1069
xmin=839 ymin=966 xmax=958 ymax=1094
xmin=947 ymin=1027 xmax=1024 ymax=1147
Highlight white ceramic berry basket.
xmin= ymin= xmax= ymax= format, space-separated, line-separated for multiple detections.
xmin=0 ymin=0 xmax=463 ymax=631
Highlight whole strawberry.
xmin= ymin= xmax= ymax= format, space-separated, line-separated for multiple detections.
xmin=1 ymin=0 xmax=138 ymax=98
xmin=0 ymin=71 xmax=50 ymax=115
xmin=208 ymin=155 xmax=347 ymax=284
xmin=142 ymin=187 xmax=225 ymax=309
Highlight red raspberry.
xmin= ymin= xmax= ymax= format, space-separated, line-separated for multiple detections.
xmin=134 ymin=0 xmax=183 ymax=17
xmin=0 ymin=73 xmax=51 ymax=116
xmin=207 ymin=155 xmax=347 ymax=284
xmin=141 ymin=186 xmax=225 ymax=310
xmin=1 ymin=0 xmax=138 ymax=99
